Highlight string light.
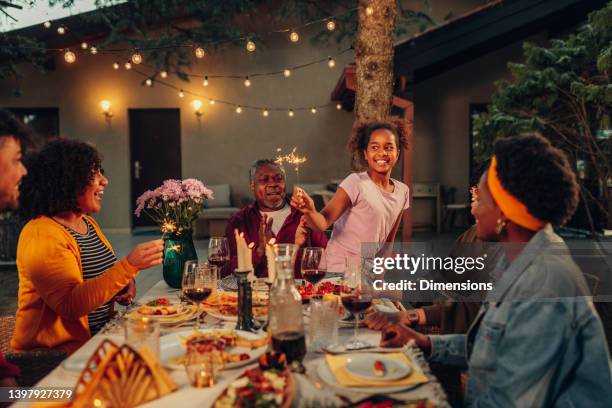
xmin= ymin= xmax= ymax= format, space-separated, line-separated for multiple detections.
xmin=336 ymin=103 xmax=342 ymax=110
xmin=235 ymin=106 xmax=242 ymax=114
xmin=365 ymin=6 xmax=374 ymax=16
xmin=203 ymin=76 xmax=209 ymax=87
xmin=80 ymin=42 xmax=88 ymax=49
xmin=283 ymin=69 xmax=291 ymax=77
xmin=263 ymin=109 xmax=269 ymax=117
xmin=43 ymin=21 xmax=51 ymax=29
xmin=194 ymin=46 xmax=206 ymax=59
xmin=90 ymin=46 xmax=98 ymax=55
xmin=160 ymin=71 xmax=168 ymax=78
xmin=289 ymin=31 xmax=299 ymax=42
xmin=246 ymin=40 xmax=256 ymax=52
xmin=145 ymin=78 xmax=153 ymax=86
xmin=326 ymin=20 xmax=336 ymax=31
xmin=57 ymin=26 xmax=66 ymax=35
xmin=63 ymin=50 xmax=76 ymax=64
xmin=178 ymin=90 xmax=185 ymax=98
xmin=288 ymin=109 xmax=294 ymax=117
xmin=311 ymin=107 xmax=317 ymax=114
xmin=112 ymin=62 xmax=120 ymax=70
xmin=244 ymin=77 xmax=251 ymax=87
xmin=327 ymin=57 xmax=336 ymax=68
xmin=209 ymin=99 xmax=215 ymax=105
xmin=131 ymin=52 xmax=143 ymax=64
xmin=124 ymin=61 xmax=132 ymax=70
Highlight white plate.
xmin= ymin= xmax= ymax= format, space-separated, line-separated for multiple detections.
xmin=135 ymin=304 xmax=191 ymax=320
xmin=160 ymin=328 xmax=267 ymax=370
xmin=345 ymin=353 xmax=411 ymax=381
xmin=316 ymin=360 xmax=419 ymax=394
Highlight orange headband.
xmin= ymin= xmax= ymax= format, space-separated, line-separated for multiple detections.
xmin=487 ymin=156 xmax=545 ymax=231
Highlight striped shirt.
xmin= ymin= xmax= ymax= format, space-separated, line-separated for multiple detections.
xmin=64 ymin=218 xmax=117 ymax=335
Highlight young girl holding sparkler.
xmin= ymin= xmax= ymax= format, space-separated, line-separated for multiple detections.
xmin=291 ymin=120 xmax=410 ymax=272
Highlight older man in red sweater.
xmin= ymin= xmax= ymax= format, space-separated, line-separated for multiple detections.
xmin=223 ymin=159 xmax=328 ymax=278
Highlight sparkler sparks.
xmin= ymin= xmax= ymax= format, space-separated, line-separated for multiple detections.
xmin=274 ymin=147 xmax=307 ymax=186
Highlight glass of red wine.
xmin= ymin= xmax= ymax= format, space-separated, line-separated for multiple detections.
xmin=208 ymin=237 xmax=230 ymax=278
xmin=341 ymin=257 xmax=373 ymax=350
xmin=182 ymin=261 xmax=216 ymax=330
xmin=300 ymin=247 xmax=326 ymax=298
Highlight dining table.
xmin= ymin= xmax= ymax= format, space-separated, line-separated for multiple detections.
xmin=19 ymin=280 xmax=449 ymax=407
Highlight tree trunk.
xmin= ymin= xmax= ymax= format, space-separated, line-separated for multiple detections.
xmin=354 ymin=0 xmax=397 ymax=123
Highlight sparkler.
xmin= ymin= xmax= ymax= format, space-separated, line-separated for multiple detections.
xmin=274 ymin=147 xmax=307 ymax=185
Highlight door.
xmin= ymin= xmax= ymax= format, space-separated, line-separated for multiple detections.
xmin=129 ymin=109 xmax=182 ymax=229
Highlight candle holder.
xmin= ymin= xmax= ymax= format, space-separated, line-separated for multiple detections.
xmin=234 ymin=269 xmax=260 ymax=331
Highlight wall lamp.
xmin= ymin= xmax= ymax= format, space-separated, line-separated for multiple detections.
xmin=100 ymin=100 xmax=113 ymax=122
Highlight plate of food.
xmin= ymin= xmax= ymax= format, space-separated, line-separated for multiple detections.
xmin=297 ymin=279 xmax=342 ymax=303
xmin=213 ymin=367 xmax=295 ymax=408
xmin=160 ymin=328 xmax=269 ymax=370
xmin=202 ymin=291 xmax=268 ymax=322
xmin=345 ymin=353 xmax=411 ymax=381
xmin=134 ymin=298 xmax=191 ymax=318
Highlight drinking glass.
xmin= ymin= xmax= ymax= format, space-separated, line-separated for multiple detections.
xmin=341 ymin=257 xmax=373 ymax=350
xmin=125 ymin=316 xmax=160 ymax=358
xmin=182 ymin=261 xmax=216 ymax=330
xmin=208 ymin=237 xmax=230 ymax=278
xmin=184 ymin=342 xmax=224 ymax=388
xmin=308 ymin=296 xmax=339 ymax=351
xmin=300 ymin=247 xmax=326 ymax=296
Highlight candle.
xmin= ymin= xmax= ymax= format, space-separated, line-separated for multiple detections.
xmin=233 ymin=229 xmax=245 ymax=270
xmin=265 ymin=238 xmax=277 ymax=283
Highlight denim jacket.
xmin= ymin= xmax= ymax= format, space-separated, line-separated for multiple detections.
xmin=429 ymin=225 xmax=612 ymax=407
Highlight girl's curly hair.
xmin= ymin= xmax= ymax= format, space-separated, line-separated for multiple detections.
xmin=347 ymin=118 xmax=409 ymax=171
xmin=18 ymin=138 xmax=102 ymax=221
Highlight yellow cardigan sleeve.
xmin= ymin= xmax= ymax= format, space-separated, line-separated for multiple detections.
xmin=22 ymin=229 xmax=138 ymax=320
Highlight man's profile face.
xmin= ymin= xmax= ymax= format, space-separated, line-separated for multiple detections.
xmin=0 ymin=136 xmax=27 ymax=211
xmin=250 ymin=164 xmax=286 ymax=211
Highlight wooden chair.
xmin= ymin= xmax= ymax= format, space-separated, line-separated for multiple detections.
xmin=0 ymin=315 xmax=67 ymax=387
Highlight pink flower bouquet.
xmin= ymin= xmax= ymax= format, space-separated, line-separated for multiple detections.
xmin=135 ymin=179 xmax=214 ymax=235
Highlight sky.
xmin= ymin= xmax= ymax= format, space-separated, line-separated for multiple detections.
xmin=0 ymin=0 xmax=99 ymax=32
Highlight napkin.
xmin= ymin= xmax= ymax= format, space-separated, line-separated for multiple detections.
xmin=325 ymin=353 xmax=428 ymax=387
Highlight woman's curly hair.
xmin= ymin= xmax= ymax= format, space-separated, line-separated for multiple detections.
xmin=348 ymin=118 xmax=409 ymax=171
xmin=18 ymin=138 xmax=102 ymax=221
xmin=494 ymin=133 xmax=579 ymax=226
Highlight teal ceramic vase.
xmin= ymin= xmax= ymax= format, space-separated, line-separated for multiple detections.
xmin=163 ymin=229 xmax=197 ymax=288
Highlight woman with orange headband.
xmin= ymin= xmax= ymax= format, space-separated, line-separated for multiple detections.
xmin=380 ymin=134 xmax=612 ymax=406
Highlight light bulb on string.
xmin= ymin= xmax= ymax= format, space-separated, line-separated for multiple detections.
xmin=289 ymin=31 xmax=299 ymax=42
xmin=283 ymin=69 xmax=291 ymax=78
xmin=145 ymin=78 xmax=153 ymax=87
xmin=365 ymin=6 xmax=374 ymax=16
xmin=90 ymin=46 xmax=98 ymax=55
xmin=209 ymin=99 xmax=215 ymax=105
xmin=178 ymin=90 xmax=185 ymax=98
xmin=244 ymin=77 xmax=251 ymax=87
xmin=160 ymin=71 xmax=168 ymax=79
xmin=336 ymin=103 xmax=342 ymax=110
xmin=131 ymin=52 xmax=142 ymax=64
xmin=326 ymin=20 xmax=336 ymax=31
xmin=288 ymin=109 xmax=294 ymax=117
xmin=124 ymin=61 xmax=132 ymax=70
xmin=203 ymin=76 xmax=209 ymax=87
xmin=81 ymin=42 xmax=88 ymax=50
xmin=311 ymin=107 xmax=317 ymax=114
xmin=327 ymin=57 xmax=336 ymax=68
xmin=194 ymin=47 xmax=206 ymax=59
xmin=263 ymin=109 xmax=269 ymax=117
xmin=112 ymin=62 xmax=120 ymax=70
xmin=246 ymin=40 xmax=256 ymax=52
xmin=57 ymin=26 xmax=66 ymax=35
xmin=235 ymin=106 xmax=242 ymax=114
xmin=43 ymin=21 xmax=51 ymax=29
xmin=63 ymin=50 xmax=76 ymax=64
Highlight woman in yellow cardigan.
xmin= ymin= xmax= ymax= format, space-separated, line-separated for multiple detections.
xmin=11 ymin=139 xmax=163 ymax=353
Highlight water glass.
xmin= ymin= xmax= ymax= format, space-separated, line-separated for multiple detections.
xmin=184 ymin=343 xmax=224 ymax=388
xmin=308 ymin=296 xmax=339 ymax=351
xmin=124 ymin=316 xmax=160 ymax=358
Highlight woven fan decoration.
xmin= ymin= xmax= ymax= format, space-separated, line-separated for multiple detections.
xmin=70 ymin=339 xmax=177 ymax=407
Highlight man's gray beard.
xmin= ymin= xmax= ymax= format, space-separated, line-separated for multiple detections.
xmin=263 ymin=198 xmax=285 ymax=210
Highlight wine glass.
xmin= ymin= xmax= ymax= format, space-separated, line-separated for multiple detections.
xmin=341 ymin=257 xmax=373 ymax=350
xmin=208 ymin=237 xmax=230 ymax=278
xmin=182 ymin=261 xmax=216 ymax=330
xmin=300 ymin=247 xmax=326 ymax=298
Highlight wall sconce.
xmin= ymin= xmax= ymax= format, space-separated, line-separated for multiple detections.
xmin=100 ymin=100 xmax=113 ymax=122
xmin=192 ymin=99 xmax=203 ymax=119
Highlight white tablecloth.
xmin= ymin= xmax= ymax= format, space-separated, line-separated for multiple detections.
xmin=23 ymin=280 xmax=449 ymax=407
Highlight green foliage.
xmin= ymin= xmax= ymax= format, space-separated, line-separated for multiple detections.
xmin=474 ymin=1 xmax=612 ymax=228
xmin=0 ymin=34 xmax=46 ymax=89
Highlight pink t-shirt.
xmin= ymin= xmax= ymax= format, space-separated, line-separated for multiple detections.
xmin=325 ymin=172 xmax=410 ymax=272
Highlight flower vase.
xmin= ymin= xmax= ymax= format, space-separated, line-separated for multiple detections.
xmin=163 ymin=229 xmax=197 ymax=288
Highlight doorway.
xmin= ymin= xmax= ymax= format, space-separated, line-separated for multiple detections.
xmin=129 ymin=109 xmax=182 ymax=229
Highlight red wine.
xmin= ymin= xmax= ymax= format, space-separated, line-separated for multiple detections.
xmin=302 ymin=269 xmax=326 ymax=285
xmin=342 ymin=295 xmax=373 ymax=314
xmin=271 ymin=331 xmax=306 ymax=363
xmin=208 ymin=256 xmax=228 ymax=269
xmin=183 ymin=287 xmax=212 ymax=303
